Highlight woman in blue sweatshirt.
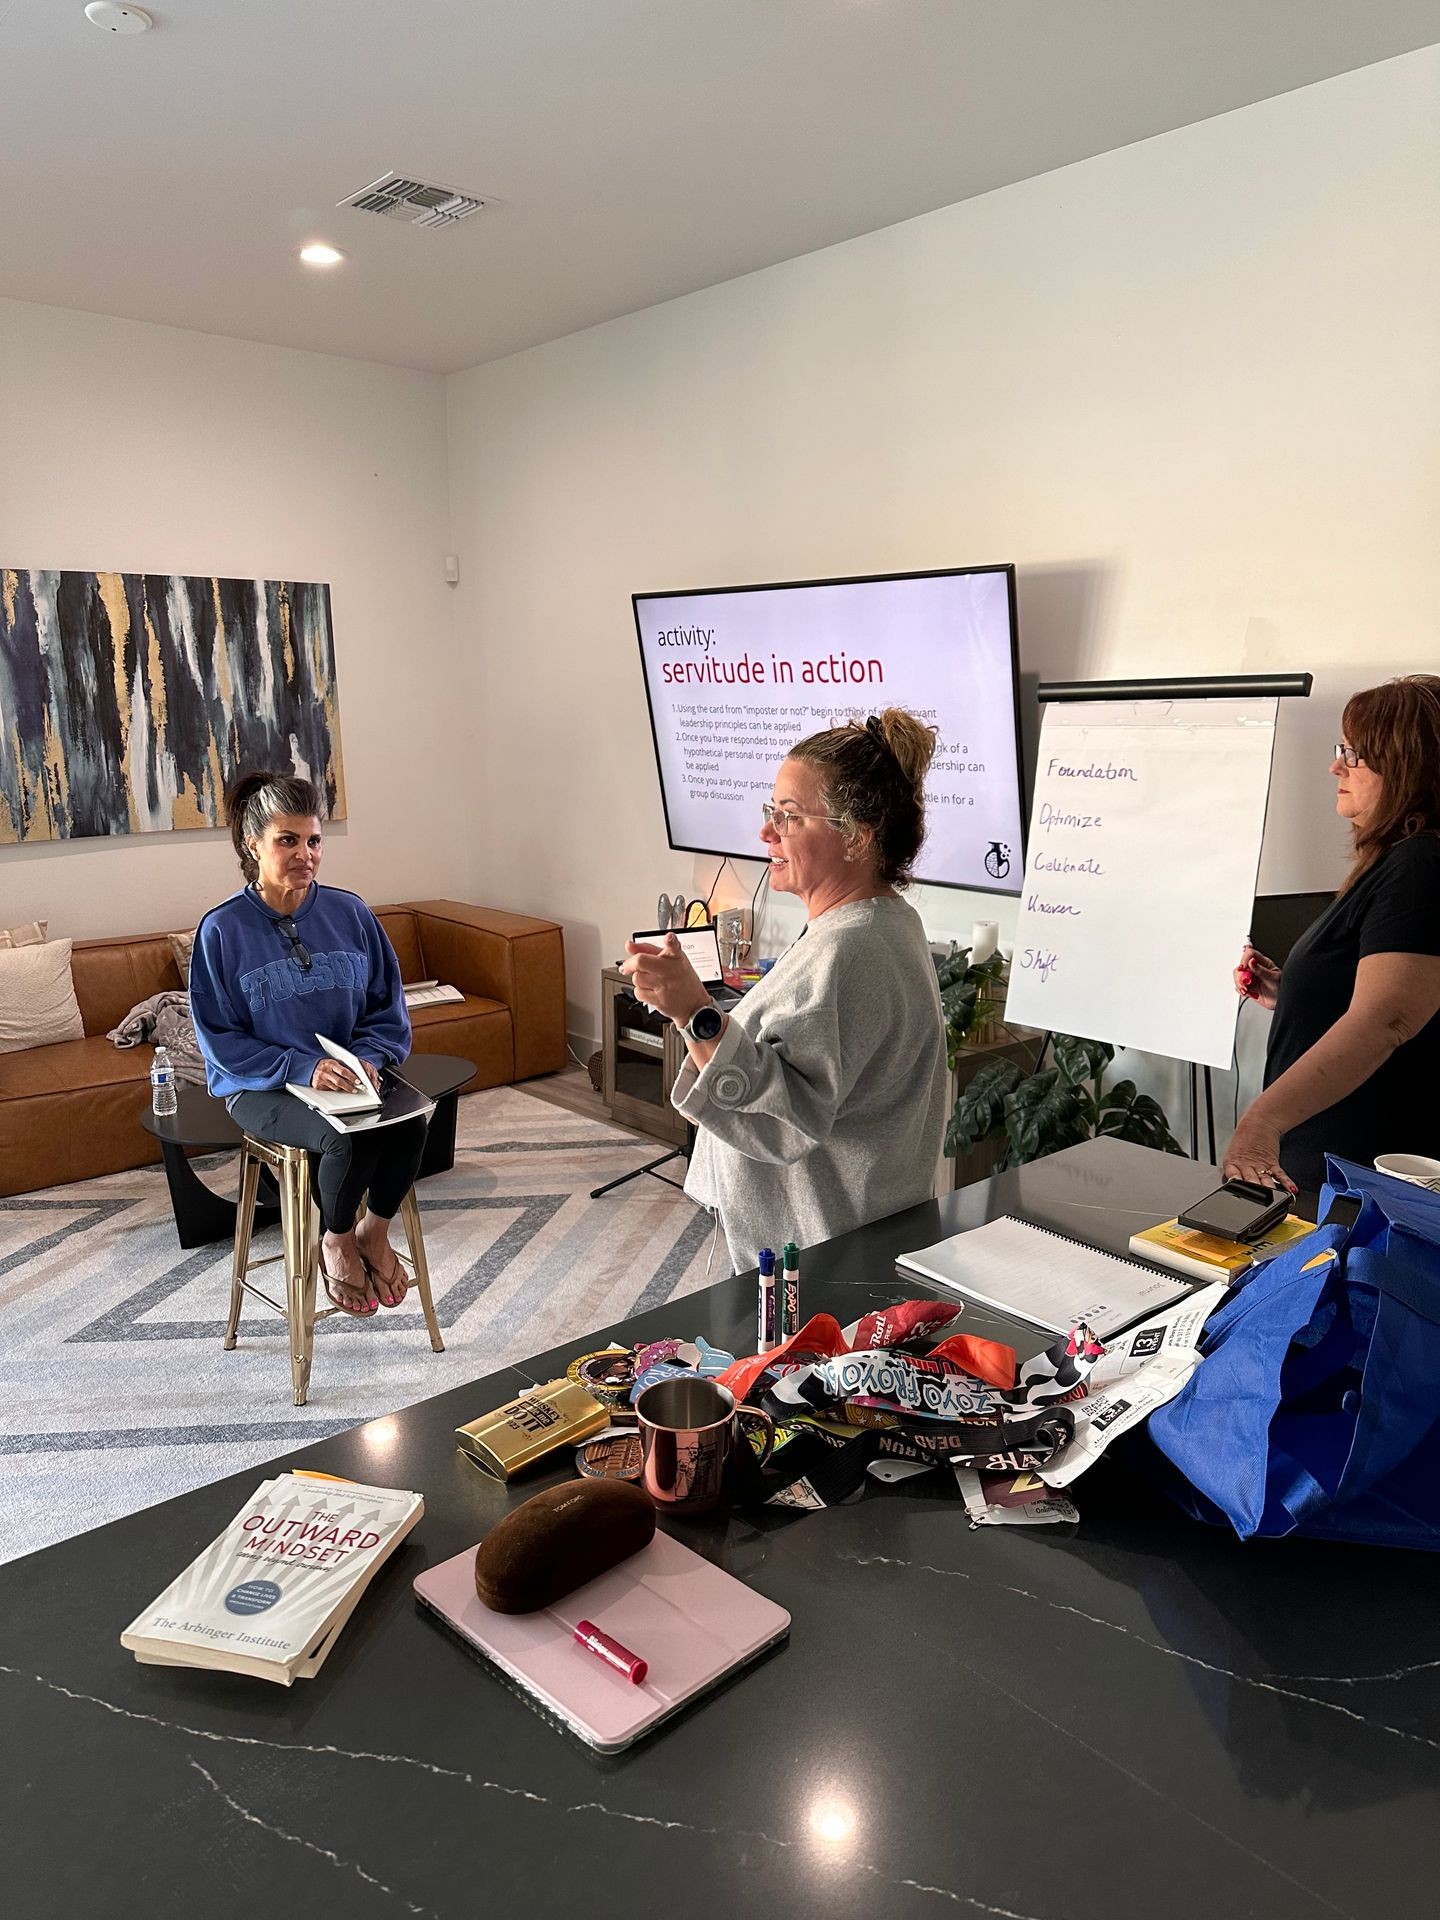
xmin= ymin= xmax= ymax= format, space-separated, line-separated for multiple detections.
xmin=189 ymin=772 xmax=424 ymax=1317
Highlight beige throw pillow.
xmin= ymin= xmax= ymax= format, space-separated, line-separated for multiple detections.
xmin=0 ymin=940 xmax=85 ymax=1054
xmin=0 ymin=920 xmax=47 ymax=948
xmin=167 ymin=929 xmax=197 ymax=986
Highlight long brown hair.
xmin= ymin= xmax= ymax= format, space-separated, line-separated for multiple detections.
xmin=1337 ymin=674 xmax=1440 ymax=893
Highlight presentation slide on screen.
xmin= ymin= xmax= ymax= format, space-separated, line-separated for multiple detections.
xmin=634 ymin=570 xmax=1025 ymax=893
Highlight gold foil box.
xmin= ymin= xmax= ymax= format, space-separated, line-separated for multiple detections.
xmin=455 ymin=1379 xmax=609 ymax=1481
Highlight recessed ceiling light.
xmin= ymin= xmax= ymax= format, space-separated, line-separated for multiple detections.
xmin=84 ymin=3 xmax=154 ymax=33
xmin=298 ymin=243 xmax=347 ymax=269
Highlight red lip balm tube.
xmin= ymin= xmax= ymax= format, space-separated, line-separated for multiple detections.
xmin=573 ymin=1619 xmax=648 ymax=1685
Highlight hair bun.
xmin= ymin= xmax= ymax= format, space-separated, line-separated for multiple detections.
xmin=872 ymin=707 xmax=938 ymax=792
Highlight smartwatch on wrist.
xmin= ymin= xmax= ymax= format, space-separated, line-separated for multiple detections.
xmin=681 ymin=1002 xmax=724 ymax=1043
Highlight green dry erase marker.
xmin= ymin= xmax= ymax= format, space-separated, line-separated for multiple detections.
xmin=781 ymin=1242 xmax=800 ymax=1340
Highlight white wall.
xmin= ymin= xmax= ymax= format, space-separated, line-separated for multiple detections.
xmin=446 ymin=48 xmax=1440 ymax=1142
xmin=4 ymin=50 xmax=1435 ymax=1145
xmin=0 ymin=299 xmax=463 ymax=939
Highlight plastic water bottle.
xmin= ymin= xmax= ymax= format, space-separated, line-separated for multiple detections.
xmin=150 ymin=1045 xmax=178 ymax=1117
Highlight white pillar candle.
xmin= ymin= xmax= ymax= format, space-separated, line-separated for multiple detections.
xmin=970 ymin=921 xmax=999 ymax=965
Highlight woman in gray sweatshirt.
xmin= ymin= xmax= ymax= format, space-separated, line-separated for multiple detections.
xmin=623 ymin=708 xmax=949 ymax=1272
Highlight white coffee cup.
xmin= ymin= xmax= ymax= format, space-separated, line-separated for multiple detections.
xmin=1374 ymin=1153 xmax=1440 ymax=1191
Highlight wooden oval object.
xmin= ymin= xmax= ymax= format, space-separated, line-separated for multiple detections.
xmin=473 ymin=1477 xmax=656 ymax=1614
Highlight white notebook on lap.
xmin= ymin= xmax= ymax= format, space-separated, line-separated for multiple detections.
xmin=896 ymin=1215 xmax=1193 ymax=1342
xmin=284 ymin=1036 xmax=434 ymax=1134
xmin=286 ymin=1035 xmax=381 ymax=1114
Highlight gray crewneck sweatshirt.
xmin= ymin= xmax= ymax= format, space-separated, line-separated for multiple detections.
xmin=673 ymin=894 xmax=948 ymax=1273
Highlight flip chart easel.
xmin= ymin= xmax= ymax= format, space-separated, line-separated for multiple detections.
xmin=1006 ymin=672 xmax=1312 ymax=1160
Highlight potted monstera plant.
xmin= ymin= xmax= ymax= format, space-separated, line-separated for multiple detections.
xmin=935 ymin=950 xmax=1184 ymax=1169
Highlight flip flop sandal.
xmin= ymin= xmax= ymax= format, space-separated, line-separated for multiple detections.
xmin=322 ymin=1255 xmax=376 ymax=1317
xmin=362 ymin=1251 xmax=409 ymax=1308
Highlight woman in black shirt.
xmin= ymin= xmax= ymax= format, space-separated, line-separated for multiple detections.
xmin=1226 ymin=675 xmax=1440 ymax=1194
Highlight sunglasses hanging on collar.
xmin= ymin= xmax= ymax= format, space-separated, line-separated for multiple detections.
xmin=276 ymin=915 xmax=313 ymax=972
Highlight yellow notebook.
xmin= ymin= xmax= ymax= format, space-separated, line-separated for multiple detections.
xmin=1128 ymin=1213 xmax=1317 ymax=1282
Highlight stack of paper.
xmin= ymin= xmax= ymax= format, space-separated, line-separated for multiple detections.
xmin=1128 ymin=1213 xmax=1316 ymax=1281
xmin=1037 ymin=1284 xmax=1229 ymax=1488
xmin=121 ymin=1473 xmax=422 ymax=1685
xmin=404 ymin=980 xmax=465 ymax=1009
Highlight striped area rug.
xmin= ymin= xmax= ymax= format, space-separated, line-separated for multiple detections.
xmin=0 ymin=1086 xmax=718 ymax=1564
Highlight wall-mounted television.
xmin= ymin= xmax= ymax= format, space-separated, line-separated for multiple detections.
xmin=633 ymin=564 xmax=1024 ymax=894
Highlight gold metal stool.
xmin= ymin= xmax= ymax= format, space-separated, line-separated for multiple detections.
xmin=225 ymin=1135 xmax=444 ymax=1406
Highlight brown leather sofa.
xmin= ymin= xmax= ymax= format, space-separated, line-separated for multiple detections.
xmin=0 ymin=899 xmax=566 ymax=1198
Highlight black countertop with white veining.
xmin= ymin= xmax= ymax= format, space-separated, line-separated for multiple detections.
xmin=4 ymin=1138 xmax=1437 ymax=1920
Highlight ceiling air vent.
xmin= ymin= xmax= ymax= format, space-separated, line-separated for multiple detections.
xmin=338 ymin=172 xmax=489 ymax=231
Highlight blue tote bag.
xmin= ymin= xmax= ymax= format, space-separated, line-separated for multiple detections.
xmin=1144 ymin=1157 xmax=1440 ymax=1549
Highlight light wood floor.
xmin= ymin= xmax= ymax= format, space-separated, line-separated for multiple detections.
xmin=521 ymin=1062 xmax=657 ymax=1140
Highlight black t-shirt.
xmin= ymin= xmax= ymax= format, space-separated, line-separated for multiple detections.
xmin=1265 ymin=833 xmax=1440 ymax=1189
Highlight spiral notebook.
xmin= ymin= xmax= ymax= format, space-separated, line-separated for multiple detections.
xmin=896 ymin=1215 xmax=1193 ymax=1341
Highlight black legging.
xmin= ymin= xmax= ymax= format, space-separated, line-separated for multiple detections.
xmin=230 ymin=1089 xmax=429 ymax=1234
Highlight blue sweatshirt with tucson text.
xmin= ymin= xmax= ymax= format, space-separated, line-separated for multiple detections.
xmin=189 ymin=884 xmax=411 ymax=1102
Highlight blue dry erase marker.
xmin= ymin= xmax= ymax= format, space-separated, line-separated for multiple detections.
xmin=757 ymin=1247 xmax=777 ymax=1353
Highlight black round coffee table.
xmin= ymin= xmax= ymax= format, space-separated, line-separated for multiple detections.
xmin=139 ymin=1054 xmax=475 ymax=1249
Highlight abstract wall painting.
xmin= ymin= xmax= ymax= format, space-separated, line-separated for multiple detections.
xmin=0 ymin=570 xmax=346 ymax=845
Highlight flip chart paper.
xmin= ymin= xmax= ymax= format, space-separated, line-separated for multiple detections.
xmin=1004 ymin=698 xmax=1278 ymax=1069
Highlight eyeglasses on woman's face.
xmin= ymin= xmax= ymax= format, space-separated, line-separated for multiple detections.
xmin=761 ymin=802 xmax=844 ymax=836
xmin=1333 ymin=743 xmax=1367 ymax=770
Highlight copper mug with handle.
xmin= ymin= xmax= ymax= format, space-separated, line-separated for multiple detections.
xmin=634 ymin=1377 xmax=774 ymax=1515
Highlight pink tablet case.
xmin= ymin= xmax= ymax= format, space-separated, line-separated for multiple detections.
xmin=414 ymin=1530 xmax=790 ymax=1751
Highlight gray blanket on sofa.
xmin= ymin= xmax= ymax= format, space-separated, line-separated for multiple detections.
xmin=107 ymin=991 xmax=208 ymax=1088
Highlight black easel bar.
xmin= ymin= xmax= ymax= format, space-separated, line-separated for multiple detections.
xmin=1203 ymin=1066 xmax=1218 ymax=1164
xmin=1038 ymin=673 xmax=1313 ymax=704
xmin=1185 ymin=1061 xmax=1221 ymax=1164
